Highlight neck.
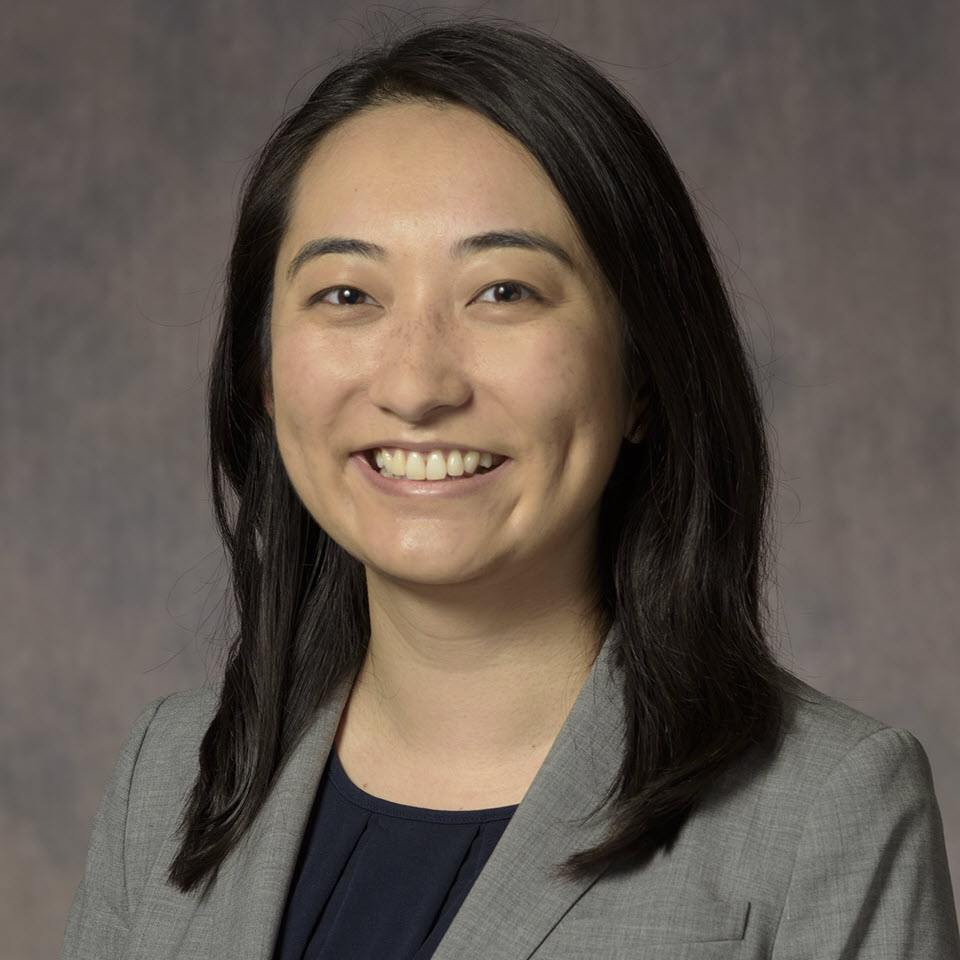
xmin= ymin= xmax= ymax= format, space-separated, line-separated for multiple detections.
xmin=346 ymin=561 xmax=609 ymax=768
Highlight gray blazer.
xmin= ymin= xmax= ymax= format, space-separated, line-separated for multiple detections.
xmin=63 ymin=630 xmax=960 ymax=959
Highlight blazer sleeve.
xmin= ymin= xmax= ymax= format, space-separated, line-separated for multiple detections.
xmin=61 ymin=695 xmax=170 ymax=960
xmin=771 ymin=725 xmax=960 ymax=959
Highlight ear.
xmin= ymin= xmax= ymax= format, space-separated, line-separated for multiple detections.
xmin=623 ymin=385 xmax=651 ymax=444
xmin=263 ymin=373 xmax=274 ymax=421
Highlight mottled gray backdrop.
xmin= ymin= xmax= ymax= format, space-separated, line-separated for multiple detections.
xmin=2 ymin=1 xmax=957 ymax=956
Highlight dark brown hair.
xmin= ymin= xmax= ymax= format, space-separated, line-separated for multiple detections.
xmin=170 ymin=16 xmax=788 ymax=894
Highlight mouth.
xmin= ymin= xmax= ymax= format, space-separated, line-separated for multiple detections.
xmin=361 ymin=447 xmax=508 ymax=481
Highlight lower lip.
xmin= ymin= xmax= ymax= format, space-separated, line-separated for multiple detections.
xmin=350 ymin=452 xmax=511 ymax=497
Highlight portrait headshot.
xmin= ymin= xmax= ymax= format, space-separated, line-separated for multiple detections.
xmin=2 ymin=3 xmax=957 ymax=959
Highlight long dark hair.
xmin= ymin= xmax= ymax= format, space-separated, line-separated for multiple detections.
xmin=169 ymin=16 xmax=789 ymax=894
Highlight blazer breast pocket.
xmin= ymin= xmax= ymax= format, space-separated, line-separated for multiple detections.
xmin=532 ymin=898 xmax=751 ymax=960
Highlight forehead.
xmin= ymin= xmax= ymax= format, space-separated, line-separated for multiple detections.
xmin=283 ymin=100 xmax=588 ymax=260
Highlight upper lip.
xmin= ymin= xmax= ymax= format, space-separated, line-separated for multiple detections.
xmin=355 ymin=441 xmax=508 ymax=458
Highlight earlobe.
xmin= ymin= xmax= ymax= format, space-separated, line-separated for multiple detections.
xmin=625 ymin=417 xmax=646 ymax=444
xmin=624 ymin=389 xmax=651 ymax=444
xmin=263 ymin=380 xmax=274 ymax=421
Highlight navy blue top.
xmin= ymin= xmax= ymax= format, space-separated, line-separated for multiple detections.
xmin=271 ymin=750 xmax=518 ymax=960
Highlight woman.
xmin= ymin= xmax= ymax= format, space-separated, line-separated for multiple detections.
xmin=62 ymin=18 xmax=959 ymax=960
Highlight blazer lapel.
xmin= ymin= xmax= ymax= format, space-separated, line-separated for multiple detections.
xmin=210 ymin=674 xmax=355 ymax=960
xmin=206 ymin=623 xmax=625 ymax=960
xmin=431 ymin=623 xmax=626 ymax=960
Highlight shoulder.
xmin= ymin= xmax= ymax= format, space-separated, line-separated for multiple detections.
xmin=125 ymin=684 xmax=221 ymax=797
xmin=104 ymin=686 xmax=220 ymax=795
xmin=703 ymin=676 xmax=935 ymax=824
xmin=64 ymin=684 xmax=225 ymax=950
xmin=637 ymin=678 xmax=959 ymax=953
xmin=773 ymin=676 xmax=932 ymax=793
xmin=775 ymin=678 xmax=940 ymax=843
xmin=133 ymin=685 xmax=222 ymax=772
xmin=111 ymin=687 xmax=221 ymax=792
xmin=681 ymin=676 xmax=948 ymax=913
xmin=678 ymin=674 xmax=943 ymax=892
xmin=744 ymin=680 xmax=959 ymax=954
xmin=115 ymin=686 xmax=222 ymax=872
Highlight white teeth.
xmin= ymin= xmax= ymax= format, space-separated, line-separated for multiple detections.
xmin=446 ymin=450 xmax=464 ymax=476
xmin=425 ymin=450 xmax=447 ymax=480
xmin=405 ymin=451 xmax=427 ymax=480
xmin=388 ymin=449 xmax=406 ymax=477
xmin=371 ymin=447 xmax=497 ymax=481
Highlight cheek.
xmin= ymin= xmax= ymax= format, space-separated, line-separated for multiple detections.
xmin=502 ymin=332 xmax=623 ymax=439
xmin=270 ymin=331 xmax=344 ymax=444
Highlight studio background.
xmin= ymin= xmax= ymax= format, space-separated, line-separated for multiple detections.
xmin=2 ymin=1 xmax=957 ymax=957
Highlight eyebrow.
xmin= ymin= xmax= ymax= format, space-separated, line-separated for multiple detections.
xmin=286 ymin=229 xmax=575 ymax=281
xmin=287 ymin=237 xmax=385 ymax=279
xmin=453 ymin=231 xmax=574 ymax=270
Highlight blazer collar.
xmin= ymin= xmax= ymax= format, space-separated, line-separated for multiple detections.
xmin=431 ymin=623 xmax=625 ymax=960
xmin=210 ymin=673 xmax=356 ymax=959
xmin=212 ymin=622 xmax=626 ymax=960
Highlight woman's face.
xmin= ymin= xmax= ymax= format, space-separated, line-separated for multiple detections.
xmin=268 ymin=100 xmax=637 ymax=594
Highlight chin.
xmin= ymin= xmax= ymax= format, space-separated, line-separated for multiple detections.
xmin=363 ymin=546 xmax=497 ymax=588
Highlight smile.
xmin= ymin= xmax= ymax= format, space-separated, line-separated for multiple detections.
xmin=352 ymin=449 xmax=510 ymax=498
xmin=367 ymin=447 xmax=508 ymax=481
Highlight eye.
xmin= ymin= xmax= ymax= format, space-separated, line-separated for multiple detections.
xmin=473 ymin=281 xmax=541 ymax=305
xmin=308 ymin=286 xmax=378 ymax=307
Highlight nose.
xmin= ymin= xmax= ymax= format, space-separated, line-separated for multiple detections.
xmin=367 ymin=304 xmax=473 ymax=423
